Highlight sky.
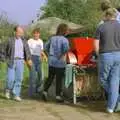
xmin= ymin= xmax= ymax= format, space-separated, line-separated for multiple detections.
xmin=0 ymin=0 xmax=46 ymax=25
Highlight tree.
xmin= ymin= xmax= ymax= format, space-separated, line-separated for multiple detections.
xmin=0 ymin=11 xmax=16 ymax=42
xmin=39 ymin=0 xmax=101 ymax=35
xmin=110 ymin=0 xmax=120 ymax=7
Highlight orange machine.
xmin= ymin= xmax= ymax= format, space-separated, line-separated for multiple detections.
xmin=67 ymin=37 xmax=96 ymax=67
xmin=64 ymin=37 xmax=98 ymax=104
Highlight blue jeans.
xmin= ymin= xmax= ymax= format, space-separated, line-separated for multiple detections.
xmin=99 ymin=52 xmax=120 ymax=110
xmin=29 ymin=55 xmax=42 ymax=96
xmin=6 ymin=59 xmax=24 ymax=97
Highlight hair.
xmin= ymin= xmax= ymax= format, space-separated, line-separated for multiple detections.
xmin=32 ymin=28 xmax=40 ymax=33
xmin=14 ymin=25 xmax=24 ymax=32
xmin=56 ymin=23 xmax=68 ymax=36
xmin=14 ymin=25 xmax=19 ymax=32
xmin=101 ymin=0 xmax=112 ymax=11
xmin=105 ymin=8 xmax=117 ymax=18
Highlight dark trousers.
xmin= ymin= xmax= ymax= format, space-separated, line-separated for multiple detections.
xmin=44 ymin=66 xmax=65 ymax=96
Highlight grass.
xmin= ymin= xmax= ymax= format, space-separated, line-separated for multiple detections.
xmin=0 ymin=61 xmax=48 ymax=107
xmin=0 ymin=63 xmax=7 ymax=91
xmin=0 ymin=61 xmax=48 ymax=88
xmin=0 ymin=62 xmax=29 ymax=90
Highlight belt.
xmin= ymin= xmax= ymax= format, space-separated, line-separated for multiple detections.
xmin=14 ymin=57 xmax=24 ymax=60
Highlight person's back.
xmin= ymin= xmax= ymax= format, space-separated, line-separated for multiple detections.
xmin=48 ymin=35 xmax=69 ymax=68
xmin=94 ymin=8 xmax=120 ymax=113
xmin=98 ymin=20 xmax=120 ymax=53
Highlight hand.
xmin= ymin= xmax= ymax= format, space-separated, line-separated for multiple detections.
xmin=43 ymin=55 xmax=48 ymax=62
xmin=41 ymin=52 xmax=48 ymax=62
xmin=26 ymin=59 xmax=33 ymax=70
xmin=27 ymin=59 xmax=33 ymax=66
xmin=41 ymin=56 xmax=48 ymax=62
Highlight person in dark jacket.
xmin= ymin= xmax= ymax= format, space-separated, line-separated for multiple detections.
xmin=1 ymin=26 xmax=32 ymax=101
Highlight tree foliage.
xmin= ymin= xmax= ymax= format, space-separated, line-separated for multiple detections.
xmin=110 ymin=0 xmax=120 ymax=7
xmin=0 ymin=12 xmax=16 ymax=42
xmin=40 ymin=0 xmax=102 ymax=35
xmin=39 ymin=0 xmax=119 ymax=36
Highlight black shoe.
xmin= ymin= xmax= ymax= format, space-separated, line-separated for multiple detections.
xmin=42 ymin=91 xmax=48 ymax=101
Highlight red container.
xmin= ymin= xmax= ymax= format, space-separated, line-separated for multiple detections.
xmin=69 ymin=37 xmax=95 ymax=65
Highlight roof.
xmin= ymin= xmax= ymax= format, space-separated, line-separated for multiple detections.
xmin=30 ymin=17 xmax=84 ymax=35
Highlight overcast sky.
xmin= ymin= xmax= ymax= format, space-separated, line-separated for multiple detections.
xmin=0 ymin=0 xmax=46 ymax=25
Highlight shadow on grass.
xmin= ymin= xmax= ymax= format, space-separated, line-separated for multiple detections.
xmin=34 ymin=94 xmax=106 ymax=113
xmin=0 ymin=94 xmax=7 ymax=100
xmin=0 ymin=89 xmax=7 ymax=100
xmin=65 ymin=100 xmax=105 ymax=113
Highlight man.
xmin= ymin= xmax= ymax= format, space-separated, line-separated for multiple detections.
xmin=27 ymin=28 xmax=47 ymax=97
xmin=4 ymin=26 xmax=32 ymax=101
xmin=94 ymin=8 xmax=120 ymax=113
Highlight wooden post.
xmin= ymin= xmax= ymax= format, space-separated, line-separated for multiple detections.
xmin=73 ymin=66 xmax=77 ymax=104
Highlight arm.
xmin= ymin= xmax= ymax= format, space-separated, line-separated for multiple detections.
xmin=40 ymin=39 xmax=48 ymax=61
xmin=44 ymin=39 xmax=51 ymax=56
xmin=116 ymin=13 xmax=120 ymax=23
xmin=94 ymin=40 xmax=99 ymax=56
xmin=62 ymin=38 xmax=69 ymax=55
xmin=24 ymin=39 xmax=32 ymax=60
xmin=41 ymin=51 xmax=48 ymax=61
xmin=23 ymin=39 xmax=32 ymax=68
xmin=94 ymin=27 xmax=101 ymax=55
xmin=58 ymin=38 xmax=69 ymax=61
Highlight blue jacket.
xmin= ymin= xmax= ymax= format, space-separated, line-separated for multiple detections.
xmin=45 ymin=35 xmax=69 ymax=68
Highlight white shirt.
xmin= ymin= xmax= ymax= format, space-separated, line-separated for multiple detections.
xmin=28 ymin=38 xmax=43 ymax=56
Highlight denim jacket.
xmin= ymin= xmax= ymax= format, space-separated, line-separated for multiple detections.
xmin=45 ymin=35 xmax=69 ymax=68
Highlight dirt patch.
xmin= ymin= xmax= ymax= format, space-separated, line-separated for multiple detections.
xmin=0 ymin=99 xmax=120 ymax=120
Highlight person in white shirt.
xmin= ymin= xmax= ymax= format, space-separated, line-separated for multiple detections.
xmin=28 ymin=28 xmax=47 ymax=97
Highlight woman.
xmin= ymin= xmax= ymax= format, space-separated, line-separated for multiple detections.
xmin=42 ymin=23 xmax=69 ymax=102
xmin=28 ymin=28 xmax=47 ymax=97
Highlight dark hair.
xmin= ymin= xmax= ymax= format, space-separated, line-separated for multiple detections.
xmin=14 ymin=25 xmax=19 ymax=32
xmin=101 ymin=1 xmax=112 ymax=11
xmin=56 ymin=23 xmax=68 ymax=35
xmin=32 ymin=28 xmax=40 ymax=33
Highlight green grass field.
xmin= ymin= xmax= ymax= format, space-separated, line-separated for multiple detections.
xmin=0 ymin=63 xmax=29 ymax=89
xmin=0 ymin=61 xmax=48 ymax=85
xmin=0 ymin=61 xmax=48 ymax=102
